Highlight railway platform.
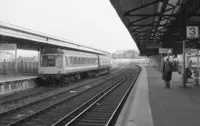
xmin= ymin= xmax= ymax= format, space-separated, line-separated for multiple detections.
xmin=116 ymin=66 xmax=200 ymax=126
xmin=0 ymin=75 xmax=38 ymax=95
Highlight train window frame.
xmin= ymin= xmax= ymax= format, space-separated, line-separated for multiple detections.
xmin=40 ymin=54 xmax=56 ymax=67
xmin=65 ymin=56 xmax=68 ymax=66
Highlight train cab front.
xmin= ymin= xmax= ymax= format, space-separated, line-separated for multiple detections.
xmin=38 ymin=51 xmax=64 ymax=85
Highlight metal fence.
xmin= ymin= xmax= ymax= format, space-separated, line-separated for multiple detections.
xmin=0 ymin=61 xmax=38 ymax=75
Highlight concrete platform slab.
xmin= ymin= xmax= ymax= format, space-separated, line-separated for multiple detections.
xmin=116 ymin=66 xmax=154 ymax=126
xmin=147 ymin=67 xmax=200 ymax=126
xmin=0 ymin=75 xmax=38 ymax=95
xmin=0 ymin=75 xmax=37 ymax=83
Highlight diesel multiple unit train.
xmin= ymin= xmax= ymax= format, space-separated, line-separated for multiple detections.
xmin=38 ymin=48 xmax=111 ymax=84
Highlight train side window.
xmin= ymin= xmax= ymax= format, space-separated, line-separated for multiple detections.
xmin=88 ymin=58 xmax=89 ymax=64
xmin=78 ymin=57 xmax=81 ymax=64
xmin=82 ymin=57 xmax=85 ymax=64
xmin=77 ymin=57 xmax=79 ymax=64
xmin=69 ymin=57 xmax=73 ymax=64
xmin=80 ymin=57 xmax=83 ymax=64
xmin=65 ymin=57 xmax=68 ymax=66
xmin=91 ymin=58 xmax=93 ymax=64
xmin=73 ymin=57 xmax=76 ymax=64
xmin=76 ymin=57 xmax=78 ymax=64
xmin=90 ymin=58 xmax=92 ymax=64
xmin=71 ymin=57 xmax=75 ymax=65
xmin=74 ymin=57 xmax=77 ymax=64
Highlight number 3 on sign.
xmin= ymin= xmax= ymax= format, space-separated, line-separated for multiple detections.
xmin=186 ymin=26 xmax=199 ymax=39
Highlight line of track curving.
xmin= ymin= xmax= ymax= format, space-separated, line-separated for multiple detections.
xmin=0 ymin=68 xmax=128 ymax=126
xmin=53 ymin=66 xmax=141 ymax=126
xmin=0 ymin=68 xmax=121 ymax=106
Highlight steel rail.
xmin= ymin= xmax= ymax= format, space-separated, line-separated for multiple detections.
xmin=3 ymin=69 xmax=128 ymax=126
xmin=0 ymin=68 xmax=121 ymax=105
xmin=52 ymin=72 xmax=134 ymax=126
xmin=105 ymin=67 xmax=141 ymax=126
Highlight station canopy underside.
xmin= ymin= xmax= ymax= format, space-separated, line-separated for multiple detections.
xmin=110 ymin=0 xmax=200 ymax=56
xmin=0 ymin=22 xmax=109 ymax=55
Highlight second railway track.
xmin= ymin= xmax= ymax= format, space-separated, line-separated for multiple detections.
xmin=0 ymin=67 xmax=130 ymax=126
xmin=53 ymin=66 xmax=141 ymax=126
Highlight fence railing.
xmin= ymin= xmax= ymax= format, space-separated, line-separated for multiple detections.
xmin=0 ymin=61 xmax=38 ymax=75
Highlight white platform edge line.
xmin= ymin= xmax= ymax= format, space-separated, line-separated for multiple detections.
xmin=0 ymin=76 xmax=38 ymax=83
xmin=115 ymin=65 xmax=154 ymax=126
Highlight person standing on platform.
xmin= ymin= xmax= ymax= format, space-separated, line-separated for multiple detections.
xmin=162 ymin=58 xmax=173 ymax=88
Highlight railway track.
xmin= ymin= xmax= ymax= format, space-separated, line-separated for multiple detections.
xmin=53 ymin=67 xmax=141 ymax=126
xmin=0 ymin=68 xmax=122 ymax=107
xmin=0 ymin=68 xmax=128 ymax=126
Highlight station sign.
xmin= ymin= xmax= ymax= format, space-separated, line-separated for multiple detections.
xmin=186 ymin=26 xmax=199 ymax=39
xmin=186 ymin=48 xmax=197 ymax=54
xmin=147 ymin=42 xmax=162 ymax=49
xmin=0 ymin=43 xmax=16 ymax=50
xmin=159 ymin=48 xmax=172 ymax=54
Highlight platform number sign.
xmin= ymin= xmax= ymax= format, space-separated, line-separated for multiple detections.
xmin=186 ymin=26 xmax=199 ymax=39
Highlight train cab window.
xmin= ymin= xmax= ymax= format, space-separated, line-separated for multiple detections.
xmin=40 ymin=55 xmax=56 ymax=67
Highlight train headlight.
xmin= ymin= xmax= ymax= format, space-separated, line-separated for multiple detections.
xmin=56 ymin=72 xmax=61 ymax=80
xmin=40 ymin=71 xmax=44 ymax=74
xmin=39 ymin=72 xmax=45 ymax=80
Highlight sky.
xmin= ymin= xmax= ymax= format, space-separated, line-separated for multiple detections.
xmin=0 ymin=0 xmax=138 ymax=57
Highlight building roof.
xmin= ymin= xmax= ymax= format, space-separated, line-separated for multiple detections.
xmin=110 ymin=0 xmax=200 ymax=56
xmin=0 ymin=21 xmax=110 ymax=55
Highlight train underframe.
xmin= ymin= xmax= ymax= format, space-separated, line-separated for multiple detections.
xmin=38 ymin=68 xmax=110 ymax=85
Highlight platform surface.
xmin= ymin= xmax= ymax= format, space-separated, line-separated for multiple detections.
xmin=116 ymin=66 xmax=200 ymax=126
xmin=147 ymin=67 xmax=200 ymax=126
xmin=0 ymin=75 xmax=37 ymax=83
xmin=116 ymin=66 xmax=154 ymax=126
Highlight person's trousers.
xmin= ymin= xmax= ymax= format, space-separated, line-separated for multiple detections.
xmin=165 ymin=81 xmax=170 ymax=88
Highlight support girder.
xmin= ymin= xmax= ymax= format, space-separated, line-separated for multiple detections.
xmin=131 ymin=22 xmax=157 ymax=32
xmin=134 ymin=28 xmax=155 ymax=36
xmin=152 ymin=0 xmax=169 ymax=41
xmin=125 ymin=0 xmax=162 ymax=15
xmin=125 ymin=13 xmax=200 ymax=17
xmin=129 ymin=16 xmax=151 ymax=26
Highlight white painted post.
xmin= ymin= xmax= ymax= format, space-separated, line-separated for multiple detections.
xmin=197 ymin=49 xmax=199 ymax=86
xmin=197 ymin=49 xmax=199 ymax=71
xmin=161 ymin=54 xmax=163 ymax=69
xmin=182 ymin=40 xmax=186 ymax=87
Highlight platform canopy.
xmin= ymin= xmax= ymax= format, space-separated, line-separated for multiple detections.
xmin=0 ymin=21 xmax=110 ymax=55
xmin=110 ymin=0 xmax=200 ymax=56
